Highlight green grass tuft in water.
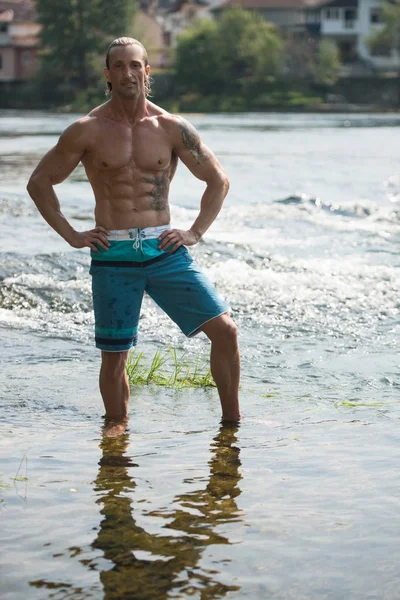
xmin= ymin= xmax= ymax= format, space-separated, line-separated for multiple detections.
xmin=11 ymin=453 xmax=28 ymax=482
xmin=126 ymin=346 xmax=215 ymax=388
xmin=336 ymin=400 xmax=386 ymax=408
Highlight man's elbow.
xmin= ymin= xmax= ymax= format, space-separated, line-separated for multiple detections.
xmin=217 ymin=172 xmax=230 ymax=196
xmin=222 ymin=175 xmax=230 ymax=195
xmin=27 ymin=172 xmax=46 ymax=199
xmin=206 ymin=171 xmax=230 ymax=196
xmin=26 ymin=174 xmax=38 ymax=197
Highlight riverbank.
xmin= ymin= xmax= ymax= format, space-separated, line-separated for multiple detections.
xmin=3 ymin=72 xmax=400 ymax=113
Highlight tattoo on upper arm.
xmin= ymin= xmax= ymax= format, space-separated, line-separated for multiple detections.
xmin=178 ymin=119 xmax=210 ymax=165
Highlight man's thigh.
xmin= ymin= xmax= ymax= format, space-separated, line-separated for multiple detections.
xmin=145 ymin=247 xmax=229 ymax=337
xmin=90 ymin=264 xmax=146 ymax=351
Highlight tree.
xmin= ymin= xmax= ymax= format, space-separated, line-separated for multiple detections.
xmin=174 ymin=19 xmax=220 ymax=94
xmin=368 ymin=0 xmax=400 ymax=55
xmin=281 ymin=35 xmax=317 ymax=81
xmin=36 ymin=0 xmax=135 ymax=95
xmin=313 ymin=39 xmax=341 ymax=88
xmin=229 ymin=14 xmax=282 ymax=87
xmin=216 ymin=10 xmax=281 ymax=92
xmin=174 ymin=9 xmax=282 ymax=97
xmin=368 ymin=0 xmax=400 ymax=104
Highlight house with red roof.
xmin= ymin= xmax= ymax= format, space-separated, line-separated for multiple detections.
xmin=0 ymin=0 xmax=40 ymax=82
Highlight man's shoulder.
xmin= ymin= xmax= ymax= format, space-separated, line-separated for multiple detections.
xmin=69 ymin=101 xmax=112 ymax=131
xmin=152 ymin=106 xmax=188 ymax=139
xmin=62 ymin=112 xmax=99 ymax=139
xmin=59 ymin=104 xmax=107 ymax=148
xmin=87 ymin=101 xmax=110 ymax=120
xmin=157 ymin=111 xmax=202 ymax=151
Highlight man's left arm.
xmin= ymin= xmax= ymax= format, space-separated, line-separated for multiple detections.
xmin=158 ymin=116 xmax=229 ymax=253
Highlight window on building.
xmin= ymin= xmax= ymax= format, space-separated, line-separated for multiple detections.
xmin=163 ymin=31 xmax=171 ymax=47
xmin=344 ymin=8 xmax=357 ymax=28
xmin=344 ymin=9 xmax=357 ymax=21
xmin=0 ymin=23 xmax=9 ymax=33
xmin=22 ymin=50 xmax=31 ymax=65
xmin=370 ymin=8 xmax=383 ymax=24
xmin=370 ymin=43 xmax=392 ymax=57
xmin=324 ymin=8 xmax=340 ymax=19
xmin=338 ymin=40 xmax=357 ymax=63
xmin=307 ymin=10 xmax=320 ymax=24
xmin=0 ymin=54 xmax=3 ymax=70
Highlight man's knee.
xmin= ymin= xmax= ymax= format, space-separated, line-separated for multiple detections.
xmin=223 ymin=318 xmax=238 ymax=344
xmin=101 ymin=350 xmax=129 ymax=376
xmin=202 ymin=314 xmax=238 ymax=345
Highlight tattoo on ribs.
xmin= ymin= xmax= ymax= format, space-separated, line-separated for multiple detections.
xmin=143 ymin=172 xmax=169 ymax=211
xmin=179 ymin=119 xmax=210 ymax=165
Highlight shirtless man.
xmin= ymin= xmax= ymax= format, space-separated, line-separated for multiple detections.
xmin=27 ymin=37 xmax=240 ymax=424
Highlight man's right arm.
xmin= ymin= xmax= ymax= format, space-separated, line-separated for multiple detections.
xmin=26 ymin=119 xmax=109 ymax=252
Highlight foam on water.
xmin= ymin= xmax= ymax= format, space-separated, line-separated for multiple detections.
xmin=0 ymin=230 xmax=397 ymax=356
xmin=0 ymin=109 xmax=398 ymax=380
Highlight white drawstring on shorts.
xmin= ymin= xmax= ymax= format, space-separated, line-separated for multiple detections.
xmin=130 ymin=228 xmax=144 ymax=252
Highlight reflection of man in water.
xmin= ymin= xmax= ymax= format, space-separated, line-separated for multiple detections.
xmin=26 ymin=37 xmax=240 ymax=424
xmin=91 ymin=425 xmax=242 ymax=598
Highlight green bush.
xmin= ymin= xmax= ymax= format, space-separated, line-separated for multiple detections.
xmin=219 ymin=96 xmax=247 ymax=112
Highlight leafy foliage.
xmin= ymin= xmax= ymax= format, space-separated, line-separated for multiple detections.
xmin=368 ymin=0 xmax=400 ymax=55
xmin=313 ymin=39 xmax=341 ymax=88
xmin=35 ymin=0 xmax=135 ymax=100
xmin=174 ymin=19 xmax=220 ymax=94
xmin=367 ymin=0 xmax=400 ymax=104
xmin=173 ymin=8 xmax=344 ymax=109
xmin=175 ymin=9 xmax=282 ymax=97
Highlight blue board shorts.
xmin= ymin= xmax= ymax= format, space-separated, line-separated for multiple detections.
xmin=89 ymin=225 xmax=230 ymax=352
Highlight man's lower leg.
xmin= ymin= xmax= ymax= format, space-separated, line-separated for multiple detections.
xmin=99 ymin=351 xmax=130 ymax=420
xmin=210 ymin=339 xmax=241 ymax=422
xmin=202 ymin=315 xmax=241 ymax=423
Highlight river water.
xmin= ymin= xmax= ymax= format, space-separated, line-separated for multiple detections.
xmin=0 ymin=110 xmax=399 ymax=599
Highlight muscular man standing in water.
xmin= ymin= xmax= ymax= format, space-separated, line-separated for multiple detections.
xmin=27 ymin=37 xmax=240 ymax=424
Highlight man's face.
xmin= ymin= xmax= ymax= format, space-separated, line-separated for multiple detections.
xmin=104 ymin=45 xmax=150 ymax=99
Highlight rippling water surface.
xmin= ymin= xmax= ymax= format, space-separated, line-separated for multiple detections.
xmin=0 ymin=110 xmax=399 ymax=600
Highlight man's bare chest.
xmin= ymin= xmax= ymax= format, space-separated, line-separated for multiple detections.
xmin=84 ymin=123 xmax=173 ymax=174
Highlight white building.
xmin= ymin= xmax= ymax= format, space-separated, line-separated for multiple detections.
xmin=159 ymin=0 xmax=211 ymax=49
xmin=214 ymin=0 xmax=326 ymax=33
xmin=318 ymin=0 xmax=399 ymax=71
